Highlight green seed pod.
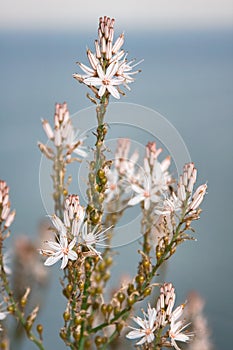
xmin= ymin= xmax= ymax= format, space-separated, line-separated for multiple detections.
xmin=98 ymin=260 xmax=106 ymax=272
xmin=106 ymin=304 xmax=113 ymax=314
xmin=127 ymin=296 xmax=136 ymax=306
xmin=36 ymin=324 xmax=43 ymax=335
xmin=127 ymin=284 xmax=135 ymax=295
xmin=74 ymin=316 xmax=82 ymax=325
xmin=117 ymin=292 xmax=125 ymax=303
xmin=63 ymin=311 xmax=70 ymax=322
xmin=89 ymin=161 xmax=95 ymax=170
xmin=136 ymin=275 xmax=145 ymax=285
xmin=100 ymin=176 xmax=107 ymax=185
xmin=95 ymin=336 xmax=103 ymax=347
xmin=101 ymin=304 xmax=107 ymax=315
xmin=59 ymin=329 xmax=67 ymax=340
xmin=97 ymin=169 xmax=105 ymax=179
xmin=105 ymin=255 xmax=113 ymax=266
xmin=116 ymin=322 xmax=124 ymax=333
xmin=143 ymin=287 xmax=152 ymax=297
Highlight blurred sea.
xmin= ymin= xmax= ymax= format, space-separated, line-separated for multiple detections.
xmin=0 ymin=28 xmax=232 ymax=349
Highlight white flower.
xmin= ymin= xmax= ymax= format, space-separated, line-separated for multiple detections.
xmin=155 ymin=192 xmax=182 ymax=215
xmin=64 ymin=122 xmax=88 ymax=159
xmin=151 ymin=159 xmax=170 ymax=193
xmin=128 ymin=172 xmax=160 ymax=210
xmin=126 ymin=304 xmax=157 ymax=346
xmin=169 ymin=305 xmax=193 ymax=350
xmin=40 ymin=215 xmax=78 ymax=269
xmin=83 ymin=62 xmax=124 ymax=99
xmin=81 ymin=222 xmax=110 ymax=259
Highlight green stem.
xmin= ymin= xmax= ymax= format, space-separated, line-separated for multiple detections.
xmin=90 ymin=209 xmax=188 ymax=335
xmin=53 ymin=145 xmax=65 ymax=218
xmin=0 ymin=264 xmax=45 ymax=350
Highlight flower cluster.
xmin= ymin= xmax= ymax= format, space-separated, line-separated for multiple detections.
xmin=105 ymin=140 xmax=171 ymax=212
xmin=126 ymin=283 xmax=193 ymax=349
xmin=38 ymin=103 xmax=87 ymax=217
xmin=38 ymin=102 xmax=87 ymax=162
xmin=40 ymin=195 xmax=110 ymax=268
xmin=154 ymin=162 xmax=207 ymax=259
xmin=73 ymin=16 xmax=141 ymax=100
xmin=128 ymin=142 xmax=171 ymax=210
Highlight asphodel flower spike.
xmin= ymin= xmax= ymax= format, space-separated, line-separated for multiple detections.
xmin=73 ymin=16 xmax=142 ymax=100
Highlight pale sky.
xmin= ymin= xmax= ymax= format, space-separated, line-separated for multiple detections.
xmin=1 ymin=0 xmax=233 ymax=30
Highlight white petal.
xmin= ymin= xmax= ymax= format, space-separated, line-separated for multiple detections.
xmin=68 ymin=250 xmax=78 ymax=261
xmin=51 ymin=215 xmax=66 ymax=235
xmin=78 ymin=62 xmax=95 ymax=75
xmin=83 ymin=77 xmax=102 ymax=86
xmin=136 ymin=336 xmax=147 ymax=345
xmin=61 ymin=255 xmax=68 ymax=269
xmin=44 ymin=253 xmax=63 ymax=266
xmin=126 ymin=330 xmax=143 ymax=340
xmin=107 ymin=85 xmax=120 ymax=99
xmin=68 ymin=237 xmax=77 ymax=250
xmin=97 ymin=64 xmax=105 ymax=80
xmin=128 ymin=194 xmax=144 ymax=206
xmin=131 ymin=184 xmax=143 ymax=194
xmin=106 ymin=61 xmax=118 ymax=79
xmin=98 ymin=85 xmax=106 ymax=97
xmin=46 ymin=241 xmax=62 ymax=251
xmin=144 ymin=198 xmax=150 ymax=210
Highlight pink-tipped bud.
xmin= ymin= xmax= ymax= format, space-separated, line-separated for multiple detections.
xmin=4 ymin=210 xmax=16 ymax=228
xmin=95 ymin=40 xmax=101 ymax=59
xmin=42 ymin=119 xmax=54 ymax=140
xmin=177 ymin=184 xmax=186 ymax=202
xmin=101 ymin=37 xmax=106 ymax=54
xmin=112 ymin=33 xmax=124 ymax=54
xmin=189 ymin=184 xmax=207 ymax=211
xmin=87 ymin=49 xmax=99 ymax=70
xmin=1 ymin=205 xmax=10 ymax=220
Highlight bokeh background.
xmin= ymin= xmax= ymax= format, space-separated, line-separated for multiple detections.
xmin=0 ymin=1 xmax=233 ymax=349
